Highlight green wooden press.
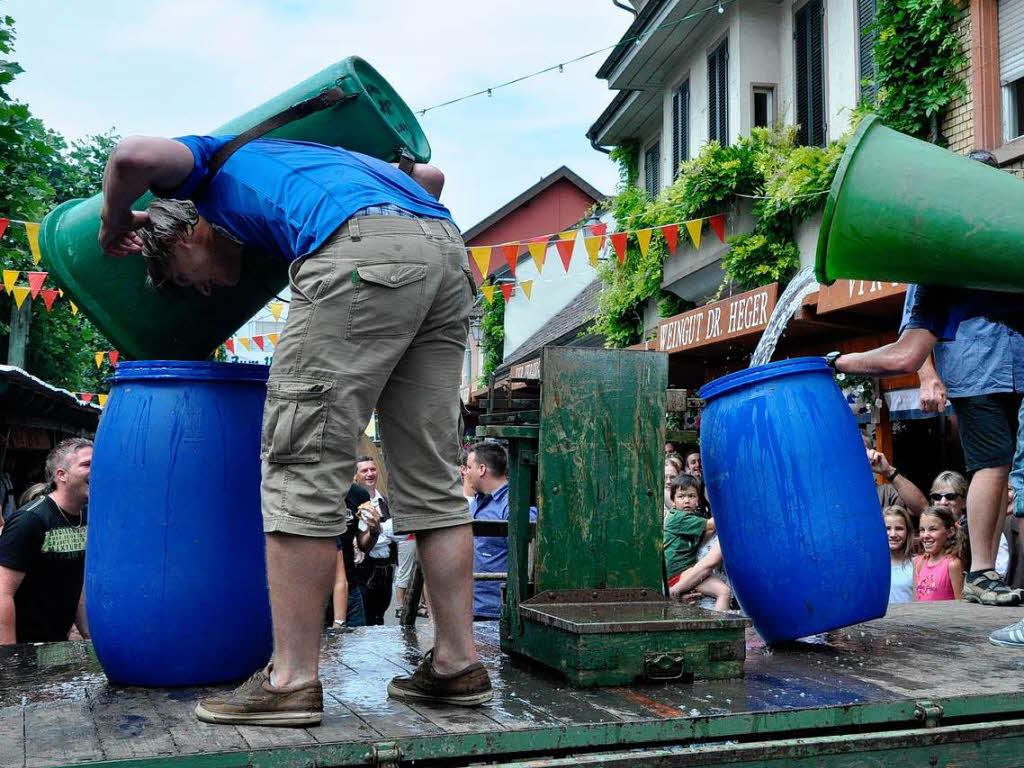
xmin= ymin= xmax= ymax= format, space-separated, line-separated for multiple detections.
xmin=477 ymin=347 xmax=747 ymax=687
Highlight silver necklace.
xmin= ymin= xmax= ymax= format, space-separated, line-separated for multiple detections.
xmin=55 ymin=502 xmax=84 ymax=529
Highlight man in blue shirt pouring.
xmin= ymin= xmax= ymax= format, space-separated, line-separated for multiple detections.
xmin=100 ymin=134 xmax=492 ymax=725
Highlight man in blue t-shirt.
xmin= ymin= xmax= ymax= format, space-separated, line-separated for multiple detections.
xmin=100 ymin=136 xmax=492 ymax=723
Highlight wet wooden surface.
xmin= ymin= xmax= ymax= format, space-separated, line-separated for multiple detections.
xmin=2 ymin=602 xmax=1024 ymax=767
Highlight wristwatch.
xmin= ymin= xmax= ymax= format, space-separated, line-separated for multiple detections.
xmin=824 ymin=351 xmax=842 ymax=371
xmin=887 ymin=467 xmax=900 ymax=482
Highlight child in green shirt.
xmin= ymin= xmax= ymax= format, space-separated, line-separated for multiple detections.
xmin=664 ymin=474 xmax=731 ymax=611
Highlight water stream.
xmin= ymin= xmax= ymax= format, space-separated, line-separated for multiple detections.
xmin=749 ymin=266 xmax=819 ymax=368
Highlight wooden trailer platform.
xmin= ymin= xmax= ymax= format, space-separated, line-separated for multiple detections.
xmin=3 ymin=602 xmax=1024 ymax=768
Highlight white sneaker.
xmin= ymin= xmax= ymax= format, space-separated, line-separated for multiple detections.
xmin=989 ymin=618 xmax=1024 ymax=648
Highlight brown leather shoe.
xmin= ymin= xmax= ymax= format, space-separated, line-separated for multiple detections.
xmin=195 ymin=666 xmax=323 ymax=726
xmin=387 ymin=649 xmax=493 ymax=706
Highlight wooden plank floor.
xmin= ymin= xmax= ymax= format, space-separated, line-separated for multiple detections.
xmin=3 ymin=602 xmax=1024 ymax=767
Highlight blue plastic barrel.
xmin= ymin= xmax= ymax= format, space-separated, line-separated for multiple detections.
xmin=86 ymin=361 xmax=272 ymax=685
xmin=698 ymin=357 xmax=889 ymax=643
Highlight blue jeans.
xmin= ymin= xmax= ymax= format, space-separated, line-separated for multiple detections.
xmin=345 ymin=585 xmax=366 ymax=627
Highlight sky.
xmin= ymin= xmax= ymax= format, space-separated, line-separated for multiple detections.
xmin=5 ymin=0 xmax=628 ymax=230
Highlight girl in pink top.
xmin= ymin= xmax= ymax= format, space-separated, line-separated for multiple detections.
xmin=913 ymin=506 xmax=965 ymax=601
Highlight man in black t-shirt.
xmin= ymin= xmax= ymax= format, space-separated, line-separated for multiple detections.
xmin=0 ymin=438 xmax=92 ymax=643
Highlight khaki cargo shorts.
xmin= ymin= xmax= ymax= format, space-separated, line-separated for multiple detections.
xmin=261 ymin=215 xmax=475 ymax=537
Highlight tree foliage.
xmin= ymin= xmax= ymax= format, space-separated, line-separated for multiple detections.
xmin=479 ymin=286 xmax=505 ymax=380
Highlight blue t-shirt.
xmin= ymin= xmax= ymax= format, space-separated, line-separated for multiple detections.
xmin=470 ymin=484 xmax=537 ymax=619
xmin=901 ymin=284 xmax=1024 ymax=343
xmin=160 ymin=136 xmax=453 ymax=262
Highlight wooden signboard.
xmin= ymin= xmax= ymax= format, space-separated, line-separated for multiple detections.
xmin=657 ymin=283 xmax=779 ymax=353
xmin=510 ymin=358 xmax=540 ymax=380
xmin=817 ymin=279 xmax=906 ymax=314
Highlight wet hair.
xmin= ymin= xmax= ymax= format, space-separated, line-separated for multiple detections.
xmin=669 ymin=473 xmax=702 ymax=501
xmin=919 ymin=505 xmax=968 ymax=565
xmin=138 ymin=199 xmax=198 ymax=292
xmin=930 ymin=470 xmax=967 ymax=498
xmin=883 ymin=505 xmax=915 ymax=561
xmin=44 ymin=437 xmax=93 ymax=488
xmin=968 ymin=149 xmax=999 ymax=168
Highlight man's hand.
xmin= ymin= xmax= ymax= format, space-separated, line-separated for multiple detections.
xmin=866 ymin=448 xmax=893 ymax=477
xmin=99 ymin=209 xmax=150 ymax=258
xmin=919 ymin=376 xmax=947 ymax=413
xmin=358 ymin=502 xmax=381 ymax=535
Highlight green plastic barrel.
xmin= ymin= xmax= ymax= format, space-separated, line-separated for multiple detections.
xmin=40 ymin=57 xmax=430 ymax=361
xmin=816 ymin=114 xmax=1024 ymax=292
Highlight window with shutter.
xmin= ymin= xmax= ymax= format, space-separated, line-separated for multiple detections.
xmin=672 ymin=80 xmax=690 ymax=177
xmin=857 ymin=0 xmax=877 ymax=102
xmin=644 ymin=140 xmax=661 ymax=197
xmin=795 ymin=0 xmax=826 ymax=147
xmin=1000 ymin=0 xmax=1024 ymax=140
xmin=707 ymin=40 xmax=729 ymax=146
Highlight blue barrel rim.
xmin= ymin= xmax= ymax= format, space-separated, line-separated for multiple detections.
xmin=699 ymin=357 xmax=830 ymax=401
xmin=110 ymin=360 xmax=270 ymax=383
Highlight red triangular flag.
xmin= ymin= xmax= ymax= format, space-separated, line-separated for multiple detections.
xmin=252 ymin=335 xmax=265 ymax=350
xmin=0 ymin=219 xmax=8 ymax=239
xmin=555 ymin=238 xmax=574 ymax=272
xmin=500 ymin=283 xmax=514 ymax=302
xmin=108 ymin=350 xmax=119 ymax=366
xmin=40 ymin=289 xmax=58 ymax=311
xmin=225 ymin=339 xmax=235 ymax=354
xmin=610 ymin=232 xmax=628 ymax=265
xmin=708 ymin=214 xmax=726 ymax=243
xmin=80 ymin=393 xmax=94 ymax=403
xmin=661 ymin=224 xmax=679 ymax=256
xmin=589 ymin=222 xmax=607 ymax=237
xmin=502 ymin=244 xmax=519 ymax=278
xmin=26 ymin=271 xmax=47 ymax=299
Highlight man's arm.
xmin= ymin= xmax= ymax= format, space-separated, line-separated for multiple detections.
xmin=73 ymin=587 xmax=89 ymax=639
xmin=99 ymin=136 xmax=196 ymax=257
xmin=917 ymin=354 xmax=948 ymax=413
xmin=836 ymin=329 xmax=938 ymax=376
xmin=868 ymin=449 xmax=928 ymax=518
xmin=0 ymin=565 xmax=25 ymax=644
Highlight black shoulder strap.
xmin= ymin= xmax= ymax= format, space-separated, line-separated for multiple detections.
xmin=192 ymin=86 xmax=357 ymax=199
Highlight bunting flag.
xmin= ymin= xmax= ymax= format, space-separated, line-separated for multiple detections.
xmin=225 ymin=338 xmax=235 ymax=355
xmin=26 ymin=271 xmax=47 ymax=299
xmin=238 ymin=337 xmax=251 ymax=351
xmin=80 ymin=393 xmax=94 ymax=403
xmin=708 ymin=214 xmax=726 ymax=243
xmin=252 ymin=335 xmax=265 ymax=351
xmin=502 ymin=244 xmax=519 ymax=278
xmin=685 ymin=219 xmax=702 ymax=250
xmin=70 ymin=301 xmax=78 ymax=315
xmin=527 ymin=239 xmax=546 ymax=273
xmin=94 ymin=352 xmax=104 ymax=369
xmin=583 ymin=236 xmax=603 ymax=267
xmin=480 ymin=284 xmax=497 ymax=304
xmin=609 ymin=232 xmax=628 ymax=265
xmin=23 ymin=222 xmax=41 ymax=265
xmin=268 ymin=301 xmax=284 ymax=321
xmin=267 ymin=333 xmax=279 ymax=347
xmin=2 ymin=269 xmax=17 ymax=294
xmin=40 ymin=289 xmax=57 ymax=312
xmin=636 ymin=228 xmax=654 ymax=257
xmin=520 ymin=280 xmax=533 ymax=300
xmin=58 ymin=289 xmax=64 ymax=298
xmin=661 ymin=224 xmax=679 ymax=256
xmin=500 ymin=283 xmax=514 ymax=303
xmin=98 ymin=394 xmax=109 ymax=407
xmin=12 ymin=285 xmax=29 ymax=309
xmin=108 ymin=350 xmax=119 ymax=366
xmin=558 ymin=230 xmax=576 ymax=241
xmin=469 ymin=246 xmax=492 ymax=279
xmin=554 ymin=238 xmax=575 ymax=273
xmin=0 ymin=219 xmax=8 ymax=239
xmin=589 ymin=222 xmax=608 ymax=237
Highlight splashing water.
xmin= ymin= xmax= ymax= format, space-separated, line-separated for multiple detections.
xmin=749 ymin=266 xmax=819 ymax=367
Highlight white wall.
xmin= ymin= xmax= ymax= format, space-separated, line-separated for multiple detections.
xmin=737 ymin=1 xmax=783 ymax=135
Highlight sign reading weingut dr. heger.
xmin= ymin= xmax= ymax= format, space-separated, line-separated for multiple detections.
xmin=657 ymin=283 xmax=779 ymax=354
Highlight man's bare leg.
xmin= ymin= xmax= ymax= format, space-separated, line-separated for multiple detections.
xmin=265 ymin=533 xmax=337 ymax=687
xmin=415 ymin=523 xmax=477 ymax=674
xmin=968 ymin=467 xmax=1009 ymax=571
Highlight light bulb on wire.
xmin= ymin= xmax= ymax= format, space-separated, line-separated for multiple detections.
xmin=717 ymin=1 xmax=724 ymax=12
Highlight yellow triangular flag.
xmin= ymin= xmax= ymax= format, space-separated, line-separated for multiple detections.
xmin=685 ymin=219 xmax=702 ymax=250
xmin=2 ymin=269 xmax=18 ymax=295
xmin=94 ymin=352 xmax=104 ymax=369
xmin=98 ymin=394 xmax=109 ymax=407
xmin=584 ymin=236 xmax=602 ymax=267
xmin=267 ymin=333 xmax=279 ymax=346
xmin=58 ymin=288 xmax=64 ymax=298
xmin=636 ymin=228 xmax=654 ymax=257
xmin=24 ymin=222 xmax=41 ymax=265
xmin=268 ymin=301 xmax=284 ymax=321
xmin=469 ymin=246 xmax=492 ymax=279
xmin=480 ymin=284 xmax=496 ymax=304
xmin=12 ymin=285 xmax=29 ymax=309
xmin=527 ymin=241 xmax=546 ymax=273
xmin=238 ymin=337 xmax=251 ymax=351
xmin=521 ymin=280 xmax=533 ymax=300
xmin=70 ymin=301 xmax=78 ymax=316
xmin=558 ymin=230 xmax=577 ymax=240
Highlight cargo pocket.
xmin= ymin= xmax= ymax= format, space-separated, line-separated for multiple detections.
xmin=347 ymin=262 xmax=428 ymax=339
xmin=261 ymin=378 xmax=334 ymax=464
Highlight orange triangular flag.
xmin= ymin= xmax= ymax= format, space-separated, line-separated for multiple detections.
xmin=661 ymin=224 xmax=679 ymax=256
xmin=520 ymin=280 xmax=533 ymax=300
xmin=527 ymin=239 xmax=546 ymax=273
xmin=555 ymin=238 xmax=574 ymax=273
xmin=238 ymin=337 xmax=251 ymax=351
xmin=0 ymin=219 xmax=8 ymax=239
xmin=480 ymin=284 xmax=497 ymax=304
xmin=94 ymin=352 xmax=104 ymax=369
xmin=80 ymin=393 xmax=94 ymax=403
xmin=225 ymin=339 xmax=235 ymax=354
xmin=70 ymin=301 xmax=78 ymax=316
xmin=108 ymin=350 xmax=119 ymax=366
xmin=267 ymin=333 xmax=279 ymax=346
xmin=12 ymin=285 xmax=29 ymax=309
xmin=636 ymin=228 xmax=654 ymax=257
xmin=24 ymin=223 xmax=41 ymax=265
xmin=583 ymin=236 xmax=603 ymax=267
xmin=500 ymin=283 xmax=514 ymax=302
xmin=268 ymin=301 xmax=284 ymax=321
xmin=589 ymin=222 xmax=608 ymax=237
xmin=502 ymin=244 xmax=519 ymax=278
xmin=252 ymin=335 xmax=265 ymax=351
xmin=26 ymin=271 xmax=47 ymax=299
xmin=609 ymin=233 xmax=628 ymax=265
xmin=469 ymin=246 xmax=492 ymax=279
xmin=98 ymin=394 xmax=109 ymax=407
xmin=40 ymin=289 xmax=58 ymax=311
xmin=685 ymin=219 xmax=702 ymax=250
xmin=2 ymin=270 xmax=18 ymax=294
xmin=708 ymin=214 xmax=726 ymax=243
